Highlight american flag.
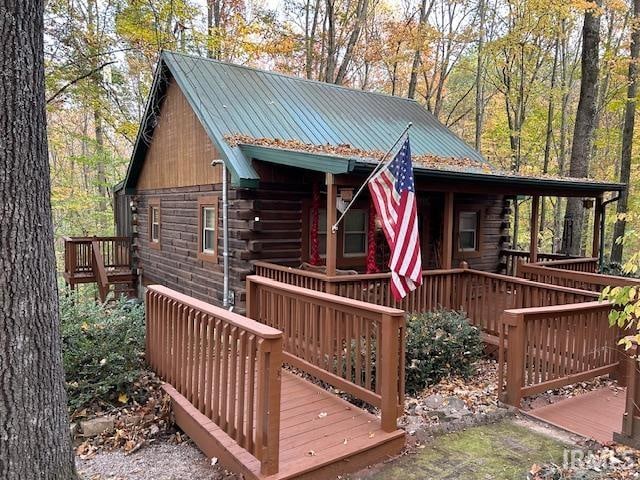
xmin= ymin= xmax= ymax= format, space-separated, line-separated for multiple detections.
xmin=368 ymin=137 xmax=422 ymax=300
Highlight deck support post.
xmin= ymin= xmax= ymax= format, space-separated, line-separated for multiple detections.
xmin=529 ymin=195 xmax=540 ymax=263
xmin=592 ymin=195 xmax=603 ymax=259
xmin=502 ymin=312 xmax=525 ymax=407
xmin=380 ymin=313 xmax=401 ymax=432
xmin=326 ymin=173 xmax=338 ymax=293
xmin=442 ymin=192 xmax=454 ymax=269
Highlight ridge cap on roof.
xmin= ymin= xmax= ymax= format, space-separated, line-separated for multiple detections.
xmin=162 ymin=50 xmax=422 ymax=105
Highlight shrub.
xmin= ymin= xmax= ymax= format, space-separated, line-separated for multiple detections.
xmin=60 ymin=294 xmax=146 ymax=413
xmin=405 ymin=309 xmax=483 ymax=395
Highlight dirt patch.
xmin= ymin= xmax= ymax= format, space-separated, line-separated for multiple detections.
xmin=76 ymin=441 xmax=241 ymax=480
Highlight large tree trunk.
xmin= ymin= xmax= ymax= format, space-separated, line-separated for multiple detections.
xmin=562 ymin=2 xmax=601 ymax=255
xmin=0 ymin=1 xmax=76 ymax=478
xmin=474 ymin=0 xmax=486 ymax=150
xmin=611 ymin=0 xmax=640 ymax=263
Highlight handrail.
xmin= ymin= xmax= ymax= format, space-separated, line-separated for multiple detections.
xmin=469 ymin=269 xmax=599 ymax=298
xmin=64 ymin=235 xmax=131 ymax=243
xmin=246 ymin=275 xmax=405 ymax=432
xmin=519 ymin=262 xmax=640 ymax=292
xmin=146 ymin=285 xmax=283 ymax=475
xmin=499 ymin=300 xmax=619 ymax=406
xmin=149 ymin=284 xmax=282 ymax=338
xmin=91 ymin=240 xmax=109 ymax=302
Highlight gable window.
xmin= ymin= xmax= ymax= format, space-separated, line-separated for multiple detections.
xmin=148 ymin=199 xmax=161 ymax=249
xmin=458 ymin=211 xmax=478 ymax=251
xmin=198 ymin=195 xmax=219 ymax=262
xmin=343 ymin=209 xmax=367 ymax=257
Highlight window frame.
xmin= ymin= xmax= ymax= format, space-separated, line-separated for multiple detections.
xmin=457 ymin=210 xmax=479 ymax=252
xmin=148 ymin=198 xmax=161 ymax=250
xmin=342 ymin=209 xmax=368 ymax=258
xmin=197 ymin=195 xmax=220 ymax=263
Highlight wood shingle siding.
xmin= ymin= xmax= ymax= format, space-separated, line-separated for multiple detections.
xmin=136 ymin=80 xmax=222 ymax=190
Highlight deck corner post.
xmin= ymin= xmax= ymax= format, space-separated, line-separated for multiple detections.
xmin=503 ymin=311 xmax=525 ymax=407
xmin=246 ymin=276 xmax=258 ymax=320
xmin=380 ymin=313 xmax=401 ymax=433
xmin=258 ymin=336 xmax=283 ymax=476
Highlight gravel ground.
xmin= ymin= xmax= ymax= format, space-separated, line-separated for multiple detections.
xmin=76 ymin=441 xmax=240 ymax=480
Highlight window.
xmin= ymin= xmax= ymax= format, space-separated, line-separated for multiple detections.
xmin=202 ymin=207 xmax=216 ymax=253
xmin=343 ymin=209 xmax=367 ymax=257
xmin=151 ymin=207 xmax=160 ymax=242
xmin=458 ymin=211 xmax=478 ymax=251
xmin=148 ymin=199 xmax=161 ymax=249
xmin=198 ymin=195 xmax=219 ymax=262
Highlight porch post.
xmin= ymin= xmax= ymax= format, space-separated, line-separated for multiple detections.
xmin=325 ymin=173 xmax=338 ymax=279
xmin=592 ymin=195 xmax=603 ymax=258
xmin=442 ymin=192 xmax=454 ymax=269
xmin=529 ymin=195 xmax=540 ymax=263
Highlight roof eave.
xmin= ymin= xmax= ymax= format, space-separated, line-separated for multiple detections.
xmin=353 ymin=162 xmax=625 ymax=194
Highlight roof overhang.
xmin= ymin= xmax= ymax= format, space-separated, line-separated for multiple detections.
xmin=351 ymin=162 xmax=625 ymax=197
xmin=239 ymin=144 xmax=357 ymax=174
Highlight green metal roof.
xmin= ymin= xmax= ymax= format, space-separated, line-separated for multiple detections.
xmin=123 ymin=51 xmax=625 ymax=195
xmin=124 ymin=51 xmax=487 ymax=189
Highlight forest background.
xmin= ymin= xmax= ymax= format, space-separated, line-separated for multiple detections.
xmin=45 ymin=0 xmax=639 ymax=264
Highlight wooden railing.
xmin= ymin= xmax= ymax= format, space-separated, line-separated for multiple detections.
xmin=498 ymin=301 xmax=620 ymax=406
xmin=64 ymin=236 xmax=131 ymax=275
xmin=253 ymin=262 xmax=598 ymax=337
xmin=459 ymin=270 xmax=598 ymax=337
xmin=501 ymin=249 xmax=576 ymax=276
xmin=146 ymin=285 xmax=284 ymax=475
xmin=519 ymin=262 xmax=640 ymax=293
xmin=254 ymin=262 xmax=464 ymax=313
xmin=246 ymin=276 xmax=405 ymax=432
xmin=536 ymin=257 xmax=598 ymax=273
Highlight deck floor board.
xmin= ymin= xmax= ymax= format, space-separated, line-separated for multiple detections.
xmin=527 ymin=386 xmax=626 ymax=444
xmin=166 ymin=370 xmax=404 ymax=479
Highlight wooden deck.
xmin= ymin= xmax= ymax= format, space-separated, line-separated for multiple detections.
xmin=166 ymin=371 xmax=404 ymax=480
xmin=527 ymin=386 xmax=626 ymax=444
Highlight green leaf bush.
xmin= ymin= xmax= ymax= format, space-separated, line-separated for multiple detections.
xmin=60 ymin=294 xmax=146 ymax=413
xmin=405 ymin=309 xmax=483 ymax=395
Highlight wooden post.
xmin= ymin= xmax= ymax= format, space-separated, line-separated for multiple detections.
xmin=442 ymin=192 xmax=454 ymax=269
xmin=380 ymin=313 xmax=400 ymax=432
xmin=326 ymin=173 xmax=338 ymax=293
xmin=529 ymin=195 xmax=540 ymax=263
xmin=592 ymin=195 xmax=603 ymax=258
xmin=257 ymin=337 xmax=282 ymax=475
xmin=503 ymin=312 xmax=525 ymax=407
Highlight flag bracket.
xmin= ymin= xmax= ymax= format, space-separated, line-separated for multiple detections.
xmin=331 ymin=122 xmax=413 ymax=233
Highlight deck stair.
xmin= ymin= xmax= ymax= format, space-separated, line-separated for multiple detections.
xmin=63 ymin=236 xmax=136 ymax=301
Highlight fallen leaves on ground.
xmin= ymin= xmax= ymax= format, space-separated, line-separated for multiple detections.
xmin=74 ymin=371 xmax=178 ymax=456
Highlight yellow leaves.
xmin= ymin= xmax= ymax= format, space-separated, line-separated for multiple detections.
xmin=118 ymin=392 xmax=129 ymax=404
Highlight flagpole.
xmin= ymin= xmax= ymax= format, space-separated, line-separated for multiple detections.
xmin=331 ymin=122 xmax=413 ymax=233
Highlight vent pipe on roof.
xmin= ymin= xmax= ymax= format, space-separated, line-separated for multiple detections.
xmin=211 ymin=159 xmax=231 ymax=309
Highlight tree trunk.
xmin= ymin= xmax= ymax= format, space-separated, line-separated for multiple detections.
xmin=474 ymin=0 xmax=486 ymax=150
xmin=540 ymin=36 xmax=560 ymax=245
xmin=611 ymin=0 xmax=640 ymax=263
xmin=324 ymin=0 xmax=337 ymax=83
xmin=0 ymin=1 xmax=76 ymax=478
xmin=334 ymin=0 xmax=369 ymax=85
xmin=562 ymin=2 xmax=601 ymax=255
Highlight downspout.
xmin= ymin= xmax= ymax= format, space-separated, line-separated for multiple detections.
xmin=599 ymin=194 xmax=621 ymax=271
xmin=211 ymin=159 xmax=230 ymax=309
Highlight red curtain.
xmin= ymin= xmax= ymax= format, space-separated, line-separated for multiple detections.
xmin=366 ymin=197 xmax=379 ymax=273
xmin=310 ymin=181 xmax=320 ymax=265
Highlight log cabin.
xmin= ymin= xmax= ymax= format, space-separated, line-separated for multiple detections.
xmin=64 ymin=52 xmax=640 ymax=477
xmin=106 ymin=51 xmax=623 ymax=313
